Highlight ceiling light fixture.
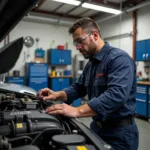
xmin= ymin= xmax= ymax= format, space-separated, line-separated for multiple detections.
xmin=52 ymin=0 xmax=81 ymax=6
xmin=82 ymin=3 xmax=122 ymax=15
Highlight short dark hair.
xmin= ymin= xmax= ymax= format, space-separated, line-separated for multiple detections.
xmin=68 ymin=17 xmax=101 ymax=37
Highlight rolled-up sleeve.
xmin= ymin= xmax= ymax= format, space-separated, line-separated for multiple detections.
xmin=87 ymin=54 xmax=135 ymax=121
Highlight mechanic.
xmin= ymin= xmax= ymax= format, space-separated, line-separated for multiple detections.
xmin=38 ymin=17 xmax=139 ymax=150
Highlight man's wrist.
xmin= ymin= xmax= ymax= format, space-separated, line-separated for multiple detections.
xmin=54 ymin=92 xmax=60 ymax=101
xmin=55 ymin=91 xmax=67 ymax=101
xmin=75 ymin=104 xmax=97 ymax=118
xmin=75 ymin=107 xmax=84 ymax=117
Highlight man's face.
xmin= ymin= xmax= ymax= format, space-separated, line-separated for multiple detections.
xmin=72 ymin=27 xmax=97 ymax=59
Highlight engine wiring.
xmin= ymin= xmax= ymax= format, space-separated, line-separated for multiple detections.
xmin=31 ymin=128 xmax=66 ymax=145
xmin=8 ymin=136 xmax=33 ymax=143
xmin=0 ymin=93 xmax=108 ymax=150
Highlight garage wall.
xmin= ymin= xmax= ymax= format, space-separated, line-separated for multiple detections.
xmin=99 ymin=12 xmax=133 ymax=57
xmin=8 ymin=4 xmax=150 ymax=77
xmin=9 ymin=21 xmax=78 ymax=76
xmin=136 ymin=5 xmax=150 ymax=78
xmin=99 ymin=5 xmax=150 ymax=78
xmin=137 ymin=5 xmax=150 ymax=41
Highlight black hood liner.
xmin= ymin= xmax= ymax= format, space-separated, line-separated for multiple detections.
xmin=0 ymin=0 xmax=40 ymax=42
xmin=0 ymin=0 xmax=40 ymax=74
xmin=0 ymin=37 xmax=23 ymax=74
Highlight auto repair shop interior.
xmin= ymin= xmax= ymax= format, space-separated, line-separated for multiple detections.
xmin=0 ymin=0 xmax=150 ymax=150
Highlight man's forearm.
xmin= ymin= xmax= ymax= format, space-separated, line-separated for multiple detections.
xmin=76 ymin=104 xmax=97 ymax=117
xmin=55 ymin=91 xmax=68 ymax=102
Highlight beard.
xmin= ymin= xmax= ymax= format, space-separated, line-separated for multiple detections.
xmin=82 ymin=40 xmax=97 ymax=59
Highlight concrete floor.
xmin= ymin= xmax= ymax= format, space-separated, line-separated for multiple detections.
xmin=78 ymin=117 xmax=150 ymax=150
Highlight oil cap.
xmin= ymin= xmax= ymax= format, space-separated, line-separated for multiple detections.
xmin=52 ymin=134 xmax=85 ymax=148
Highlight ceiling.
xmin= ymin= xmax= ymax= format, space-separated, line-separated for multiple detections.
xmin=24 ymin=0 xmax=149 ymax=25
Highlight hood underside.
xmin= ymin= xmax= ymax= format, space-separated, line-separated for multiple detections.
xmin=0 ymin=0 xmax=40 ymax=42
xmin=0 ymin=0 xmax=40 ymax=74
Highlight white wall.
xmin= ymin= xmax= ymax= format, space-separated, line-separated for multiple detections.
xmin=99 ymin=12 xmax=133 ymax=57
xmin=99 ymin=5 xmax=150 ymax=79
xmin=136 ymin=5 xmax=150 ymax=78
xmin=9 ymin=20 xmax=79 ymax=76
xmin=137 ymin=6 xmax=150 ymax=41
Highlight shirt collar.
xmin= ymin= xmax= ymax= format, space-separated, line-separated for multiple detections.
xmin=93 ymin=42 xmax=110 ymax=61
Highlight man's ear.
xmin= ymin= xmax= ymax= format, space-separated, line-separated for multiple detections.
xmin=92 ymin=31 xmax=99 ymax=41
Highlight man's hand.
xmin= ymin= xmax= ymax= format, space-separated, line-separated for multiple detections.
xmin=37 ymin=88 xmax=57 ymax=101
xmin=45 ymin=103 xmax=97 ymax=118
xmin=46 ymin=103 xmax=79 ymax=117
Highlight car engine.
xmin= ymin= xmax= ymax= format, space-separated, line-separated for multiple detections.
xmin=0 ymin=92 xmax=111 ymax=150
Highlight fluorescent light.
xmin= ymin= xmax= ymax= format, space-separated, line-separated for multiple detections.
xmin=52 ymin=0 xmax=81 ymax=6
xmin=82 ymin=3 xmax=122 ymax=15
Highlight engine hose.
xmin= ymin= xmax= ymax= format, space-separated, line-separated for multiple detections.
xmin=11 ymin=120 xmax=15 ymax=137
xmin=8 ymin=136 xmax=33 ymax=143
xmin=26 ymin=119 xmax=33 ymax=133
xmin=62 ymin=120 xmax=72 ymax=134
xmin=31 ymin=128 xmax=65 ymax=145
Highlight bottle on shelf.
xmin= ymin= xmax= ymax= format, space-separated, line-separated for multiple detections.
xmin=50 ymin=40 xmax=56 ymax=49
xmin=51 ymin=66 xmax=56 ymax=77
xmin=65 ymin=41 xmax=68 ymax=49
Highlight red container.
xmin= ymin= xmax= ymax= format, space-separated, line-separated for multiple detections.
xmin=57 ymin=45 xmax=64 ymax=50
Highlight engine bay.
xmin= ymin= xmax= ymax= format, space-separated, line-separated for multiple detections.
xmin=0 ymin=92 xmax=111 ymax=150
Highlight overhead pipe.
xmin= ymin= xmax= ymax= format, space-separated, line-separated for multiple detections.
xmin=103 ymin=32 xmax=133 ymax=41
xmin=96 ymin=0 xmax=150 ymax=23
xmin=23 ymin=15 xmax=74 ymax=26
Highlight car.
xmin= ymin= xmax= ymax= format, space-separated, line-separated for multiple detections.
xmin=0 ymin=0 xmax=111 ymax=150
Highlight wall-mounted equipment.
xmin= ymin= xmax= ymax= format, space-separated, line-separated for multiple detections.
xmin=24 ymin=36 xmax=34 ymax=62
xmin=73 ymin=54 xmax=88 ymax=78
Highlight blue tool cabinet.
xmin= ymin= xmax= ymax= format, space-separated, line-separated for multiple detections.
xmin=7 ymin=77 xmax=24 ymax=85
xmin=25 ymin=63 xmax=48 ymax=91
xmin=71 ymin=98 xmax=81 ymax=107
xmin=50 ymin=78 xmax=70 ymax=91
xmin=136 ymin=39 xmax=150 ymax=61
xmin=148 ymin=86 xmax=150 ymax=117
xmin=135 ymin=84 xmax=150 ymax=118
xmin=47 ymin=49 xmax=71 ymax=65
xmin=136 ymin=85 xmax=147 ymax=116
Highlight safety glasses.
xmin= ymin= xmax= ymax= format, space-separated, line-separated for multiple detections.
xmin=73 ymin=32 xmax=92 ymax=47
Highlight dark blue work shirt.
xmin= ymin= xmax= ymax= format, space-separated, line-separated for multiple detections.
xmin=63 ymin=42 xmax=136 ymax=122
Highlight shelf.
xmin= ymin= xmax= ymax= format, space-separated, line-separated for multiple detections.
xmin=137 ymin=81 xmax=150 ymax=85
xmin=49 ymin=75 xmax=73 ymax=78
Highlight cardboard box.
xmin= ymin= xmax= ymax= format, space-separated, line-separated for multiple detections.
xmin=34 ymin=57 xmax=45 ymax=63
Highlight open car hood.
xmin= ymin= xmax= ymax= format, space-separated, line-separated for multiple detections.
xmin=0 ymin=0 xmax=40 ymax=96
xmin=0 ymin=0 xmax=40 ymax=74
xmin=0 ymin=0 xmax=40 ymax=42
